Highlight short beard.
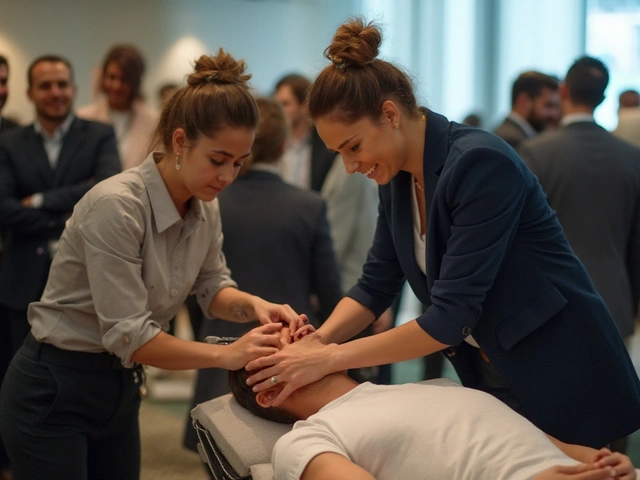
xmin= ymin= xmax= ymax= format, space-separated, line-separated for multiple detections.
xmin=37 ymin=108 xmax=71 ymax=124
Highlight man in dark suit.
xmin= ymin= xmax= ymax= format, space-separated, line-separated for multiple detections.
xmin=0 ymin=55 xmax=18 ymax=134
xmin=519 ymin=56 xmax=640 ymax=453
xmin=493 ymin=71 xmax=560 ymax=149
xmin=0 ymin=54 xmax=121 ymax=356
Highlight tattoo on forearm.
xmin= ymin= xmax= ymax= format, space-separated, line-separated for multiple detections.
xmin=230 ymin=302 xmax=250 ymax=323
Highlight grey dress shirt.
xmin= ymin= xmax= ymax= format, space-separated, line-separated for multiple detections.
xmin=29 ymin=152 xmax=237 ymax=367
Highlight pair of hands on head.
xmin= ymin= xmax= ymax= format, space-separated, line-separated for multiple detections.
xmin=222 ymin=298 xmax=316 ymax=371
xmin=536 ymin=449 xmax=636 ymax=480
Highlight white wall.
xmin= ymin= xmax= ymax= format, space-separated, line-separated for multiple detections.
xmin=0 ymin=0 xmax=357 ymax=124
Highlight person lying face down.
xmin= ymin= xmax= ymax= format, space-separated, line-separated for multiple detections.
xmin=229 ymin=329 xmax=636 ymax=480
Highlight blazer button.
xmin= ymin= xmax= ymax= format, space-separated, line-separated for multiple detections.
xmin=36 ymin=246 xmax=44 ymax=255
xmin=170 ymin=288 xmax=178 ymax=297
xmin=123 ymin=335 xmax=131 ymax=344
xmin=462 ymin=326 xmax=472 ymax=336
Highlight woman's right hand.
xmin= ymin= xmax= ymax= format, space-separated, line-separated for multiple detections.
xmin=222 ymin=323 xmax=282 ymax=371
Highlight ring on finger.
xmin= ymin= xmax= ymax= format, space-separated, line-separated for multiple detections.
xmin=270 ymin=375 xmax=278 ymax=385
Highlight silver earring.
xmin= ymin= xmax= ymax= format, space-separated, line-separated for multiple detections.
xmin=175 ymin=154 xmax=181 ymax=171
xmin=394 ymin=122 xmax=400 ymax=129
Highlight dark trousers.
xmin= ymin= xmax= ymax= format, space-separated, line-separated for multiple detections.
xmin=5 ymin=306 xmax=30 ymax=356
xmin=0 ymin=335 xmax=142 ymax=480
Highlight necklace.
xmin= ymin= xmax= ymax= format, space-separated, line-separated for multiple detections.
xmin=414 ymin=179 xmax=424 ymax=191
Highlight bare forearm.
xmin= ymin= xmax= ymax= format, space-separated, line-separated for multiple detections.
xmin=131 ymin=331 xmax=228 ymax=370
xmin=330 ymin=320 xmax=448 ymax=371
xmin=316 ymin=297 xmax=376 ymax=344
xmin=209 ymin=287 xmax=257 ymax=323
xmin=545 ymin=434 xmax=597 ymax=463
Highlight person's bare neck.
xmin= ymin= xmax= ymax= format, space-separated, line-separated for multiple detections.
xmin=290 ymin=120 xmax=312 ymax=141
xmin=561 ymin=100 xmax=593 ymax=117
xmin=37 ymin=115 xmax=67 ymax=136
xmin=402 ymin=114 xmax=428 ymax=183
xmin=286 ymin=373 xmax=360 ymax=420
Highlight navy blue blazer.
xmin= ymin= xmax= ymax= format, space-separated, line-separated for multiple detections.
xmin=348 ymin=110 xmax=640 ymax=448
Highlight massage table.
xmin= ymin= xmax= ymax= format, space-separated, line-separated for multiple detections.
xmin=191 ymin=393 xmax=290 ymax=480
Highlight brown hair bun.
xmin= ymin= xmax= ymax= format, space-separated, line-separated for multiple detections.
xmin=324 ymin=17 xmax=381 ymax=69
xmin=188 ymin=49 xmax=252 ymax=87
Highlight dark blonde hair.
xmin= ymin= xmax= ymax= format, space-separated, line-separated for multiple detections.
xmin=308 ymin=18 xmax=420 ymax=124
xmin=150 ymin=49 xmax=259 ymax=153
xmin=250 ymin=97 xmax=288 ymax=166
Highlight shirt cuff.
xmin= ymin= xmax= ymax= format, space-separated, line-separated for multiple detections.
xmin=31 ymin=192 xmax=43 ymax=208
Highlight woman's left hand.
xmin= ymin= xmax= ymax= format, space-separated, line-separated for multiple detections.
xmin=252 ymin=296 xmax=308 ymax=333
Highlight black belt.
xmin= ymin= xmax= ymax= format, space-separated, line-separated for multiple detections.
xmin=23 ymin=333 xmax=128 ymax=371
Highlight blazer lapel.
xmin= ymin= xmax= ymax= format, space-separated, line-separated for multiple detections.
xmin=53 ymin=118 xmax=85 ymax=185
xmin=25 ymin=126 xmax=55 ymax=187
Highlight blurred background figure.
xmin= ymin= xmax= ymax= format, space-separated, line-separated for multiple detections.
xmin=78 ymin=44 xmax=158 ymax=170
xmin=519 ymin=57 xmax=640 ymax=453
xmin=462 ymin=112 xmax=483 ymax=128
xmin=158 ymin=82 xmax=178 ymax=109
xmin=613 ymin=88 xmax=640 ymax=148
xmin=0 ymin=55 xmax=18 ymax=134
xmin=493 ymin=71 xmax=560 ymax=149
xmin=183 ymin=97 xmax=343 ymax=475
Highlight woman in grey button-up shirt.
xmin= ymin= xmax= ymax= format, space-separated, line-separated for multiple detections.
xmin=0 ymin=51 xmax=305 ymax=480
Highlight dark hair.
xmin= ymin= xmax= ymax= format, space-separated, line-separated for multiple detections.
xmin=308 ymin=17 xmax=421 ymax=124
xmin=274 ymin=73 xmax=311 ymax=105
xmin=510 ymin=71 xmax=559 ymax=106
xmin=101 ymin=44 xmax=146 ymax=103
xmin=619 ymin=89 xmax=640 ymax=109
xmin=564 ymin=56 xmax=609 ymax=109
xmin=0 ymin=55 xmax=8 ymax=71
xmin=149 ymin=49 xmax=259 ymax=154
xmin=228 ymin=367 xmax=298 ymax=424
xmin=250 ymin=97 xmax=288 ymax=166
xmin=27 ymin=55 xmax=74 ymax=87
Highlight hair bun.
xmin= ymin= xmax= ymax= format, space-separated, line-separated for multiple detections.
xmin=188 ymin=49 xmax=252 ymax=87
xmin=325 ymin=17 xmax=381 ymax=69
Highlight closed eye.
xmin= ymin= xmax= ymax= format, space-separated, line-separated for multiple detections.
xmin=349 ymin=143 xmax=360 ymax=153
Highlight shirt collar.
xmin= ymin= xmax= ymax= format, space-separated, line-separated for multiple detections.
xmin=34 ymin=113 xmax=75 ymax=140
xmin=251 ymin=163 xmax=281 ymax=176
xmin=139 ymin=152 xmax=205 ymax=233
xmin=560 ymin=113 xmax=594 ymax=127
xmin=507 ymin=111 xmax=537 ymax=139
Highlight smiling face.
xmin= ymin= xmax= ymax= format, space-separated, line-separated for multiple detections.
xmin=28 ymin=61 xmax=75 ymax=124
xmin=103 ymin=61 xmax=133 ymax=111
xmin=176 ymin=126 xmax=255 ymax=202
xmin=315 ymin=113 xmax=404 ymax=185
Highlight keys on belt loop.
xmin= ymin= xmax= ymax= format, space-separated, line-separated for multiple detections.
xmin=133 ymin=368 xmax=148 ymax=399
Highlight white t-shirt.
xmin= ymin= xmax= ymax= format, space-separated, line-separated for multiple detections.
xmin=273 ymin=379 xmax=577 ymax=480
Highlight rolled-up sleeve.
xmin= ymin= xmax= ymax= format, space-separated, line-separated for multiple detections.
xmin=76 ymin=194 xmax=161 ymax=367
xmin=193 ymin=201 xmax=237 ymax=318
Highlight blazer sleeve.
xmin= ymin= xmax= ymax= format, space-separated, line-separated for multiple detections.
xmin=310 ymin=200 xmax=343 ymax=322
xmin=417 ymin=149 xmax=528 ymax=346
xmin=40 ymin=125 xmax=121 ymax=213
xmin=0 ymin=141 xmax=66 ymax=236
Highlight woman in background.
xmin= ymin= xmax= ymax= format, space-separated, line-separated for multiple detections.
xmin=78 ymin=44 xmax=158 ymax=170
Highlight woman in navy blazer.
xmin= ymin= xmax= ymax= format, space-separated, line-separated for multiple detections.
xmin=246 ymin=18 xmax=640 ymax=450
